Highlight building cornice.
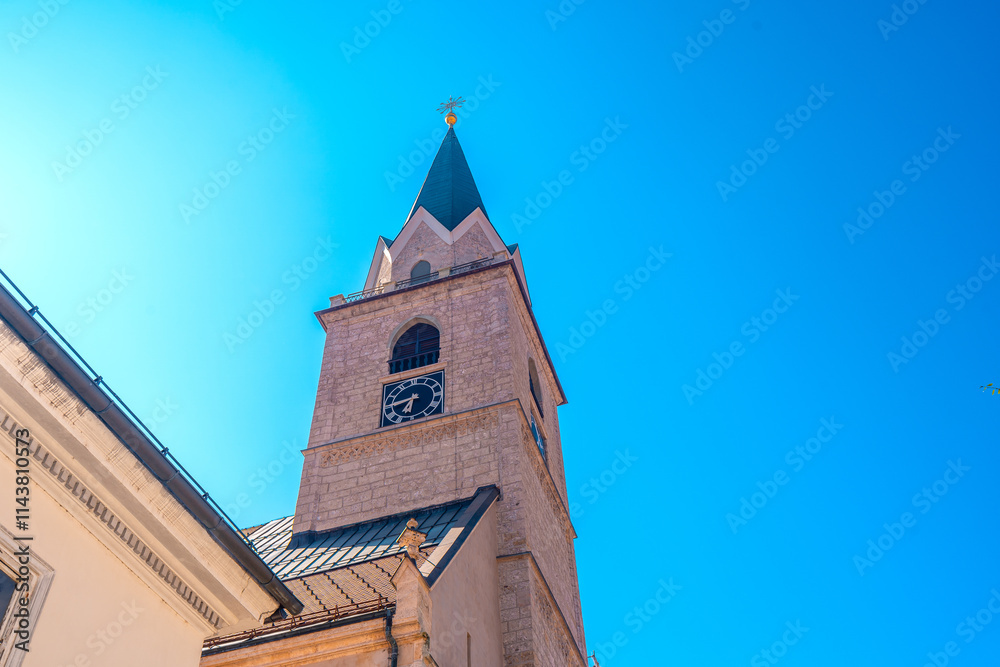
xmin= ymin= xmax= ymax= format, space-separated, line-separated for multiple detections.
xmin=0 ymin=404 xmax=225 ymax=628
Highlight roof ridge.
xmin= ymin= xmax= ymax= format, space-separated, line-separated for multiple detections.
xmin=288 ymin=490 xmax=481 ymax=549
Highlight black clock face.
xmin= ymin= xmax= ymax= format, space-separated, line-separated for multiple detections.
xmin=381 ymin=370 xmax=444 ymax=426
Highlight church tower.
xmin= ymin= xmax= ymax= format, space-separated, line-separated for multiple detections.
xmin=293 ymin=114 xmax=587 ymax=666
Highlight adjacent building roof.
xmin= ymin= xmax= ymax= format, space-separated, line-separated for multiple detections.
xmin=204 ymin=486 xmax=500 ymax=655
xmin=251 ymin=491 xmax=484 ymax=580
xmin=405 ymin=126 xmax=488 ymax=231
xmin=0 ymin=271 xmax=304 ymax=618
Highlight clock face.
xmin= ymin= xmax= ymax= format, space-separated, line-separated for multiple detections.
xmin=381 ymin=370 xmax=444 ymax=426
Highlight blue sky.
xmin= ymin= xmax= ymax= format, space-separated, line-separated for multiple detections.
xmin=1 ymin=0 xmax=998 ymax=664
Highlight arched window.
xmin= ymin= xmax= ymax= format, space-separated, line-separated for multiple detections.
xmin=528 ymin=359 xmax=543 ymax=417
xmin=410 ymin=261 xmax=431 ymax=284
xmin=389 ymin=323 xmax=440 ymax=374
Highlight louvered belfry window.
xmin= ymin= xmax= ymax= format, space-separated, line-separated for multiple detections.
xmin=389 ymin=323 xmax=440 ymax=374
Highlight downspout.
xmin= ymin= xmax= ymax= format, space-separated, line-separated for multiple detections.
xmin=385 ymin=608 xmax=398 ymax=667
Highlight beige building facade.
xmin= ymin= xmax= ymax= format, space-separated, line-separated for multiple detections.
xmin=0 ymin=279 xmax=302 ymax=666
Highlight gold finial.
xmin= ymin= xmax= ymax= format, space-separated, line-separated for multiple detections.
xmin=437 ymin=96 xmax=464 ymax=126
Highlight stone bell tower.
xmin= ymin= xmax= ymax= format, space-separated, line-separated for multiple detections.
xmin=293 ymin=113 xmax=587 ymax=666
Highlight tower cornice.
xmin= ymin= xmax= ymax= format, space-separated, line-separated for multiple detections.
xmin=317 ymin=259 xmax=568 ymax=405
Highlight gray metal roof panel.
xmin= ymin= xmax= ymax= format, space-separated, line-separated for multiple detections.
xmin=248 ymin=490 xmax=491 ymax=580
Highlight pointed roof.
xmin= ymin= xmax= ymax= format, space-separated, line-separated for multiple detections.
xmin=406 ymin=126 xmax=488 ymax=230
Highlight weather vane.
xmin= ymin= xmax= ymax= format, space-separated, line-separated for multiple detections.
xmin=437 ymin=96 xmax=465 ymax=126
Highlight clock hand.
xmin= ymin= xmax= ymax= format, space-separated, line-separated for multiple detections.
xmin=389 ymin=393 xmax=420 ymax=408
xmin=402 ymin=395 xmax=418 ymax=413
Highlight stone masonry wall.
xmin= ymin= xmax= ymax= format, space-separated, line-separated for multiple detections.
xmin=296 ymin=258 xmax=587 ymax=665
xmin=508 ymin=300 xmax=568 ymax=507
xmin=389 ymin=218 xmax=498 ymax=284
xmin=296 ymin=406 xmax=505 ymax=534
xmin=306 ymin=268 xmax=514 ymax=448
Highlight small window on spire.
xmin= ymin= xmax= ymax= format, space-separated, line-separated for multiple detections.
xmin=411 ymin=261 xmax=431 ymax=285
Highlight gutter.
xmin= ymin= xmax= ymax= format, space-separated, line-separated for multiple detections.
xmin=384 ymin=608 xmax=398 ymax=667
xmin=0 ymin=279 xmax=303 ymax=616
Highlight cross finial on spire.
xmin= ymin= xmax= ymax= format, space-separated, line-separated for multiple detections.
xmin=437 ymin=96 xmax=465 ymax=126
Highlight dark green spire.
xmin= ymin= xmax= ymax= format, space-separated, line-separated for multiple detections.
xmin=406 ymin=126 xmax=488 ymax=230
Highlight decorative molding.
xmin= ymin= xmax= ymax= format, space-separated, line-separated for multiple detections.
xmin=0 ymin=406 xmax=223 ymax=629
xmin=319 ymin=410 xmax=500 ymax=467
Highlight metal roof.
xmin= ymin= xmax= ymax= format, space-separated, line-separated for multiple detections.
xmin=205 ymin=488 xmax=500 ymax=654
xmin=247 ymin=492 xmax=481 ymax=581
xmin=405 ymin=126 xmax=488 ymax=231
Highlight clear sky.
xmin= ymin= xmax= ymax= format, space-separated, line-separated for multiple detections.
xmin=1 ymin=0 xmax=998 ymax=664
